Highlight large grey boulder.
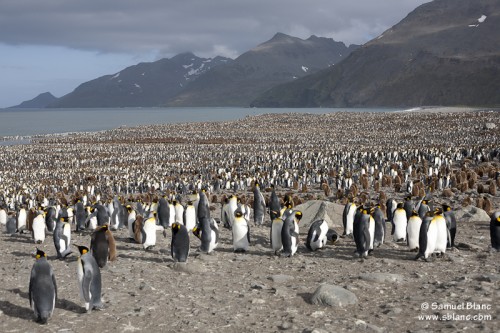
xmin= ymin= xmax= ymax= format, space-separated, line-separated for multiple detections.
xmin=294 ymin=200 xmax=344 ymax=230
xmin=455 ymin=206 xmax=490 ymax=223
xmin=310 ymin=284 xmax=358 ymax=307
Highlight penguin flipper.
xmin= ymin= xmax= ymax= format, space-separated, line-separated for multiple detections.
xmin=82 ymin=262 xmax=92 ymax=303
xmin=247 ymin=224 xmax=251 ymax=243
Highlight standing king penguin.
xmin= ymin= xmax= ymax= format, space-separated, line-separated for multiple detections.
xmin=253 ymin=182 xmax=266 ymax=226
xmin=232 ymin=210 xmax=250 ymax=253
xmin=392 ymin=203 xmax=408 ymax=242
xmin=90 ymin=225 xmax=117 ymax=268
xmin=281 ymin=209 xmax=299 ymax=257
xmin=29 ymin=249 xmax=57 ymax=324
xmin=407 ymin=210 xmax=423 ymax=251
xmin=171 ymin=222 xmax=190 ymax=262
xmin=75 ymin=245 xmax=104 ymax=312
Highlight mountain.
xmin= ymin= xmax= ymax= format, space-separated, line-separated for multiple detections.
xmin=166 ymin=33 xmax=359 ymax=106
xmin=9 ymin=92 xmax=58 ymax=108
xmin=251 ymin=0 xmax=500 ymax=108
xmin=50 ymin=53 xmax=232 ymax=108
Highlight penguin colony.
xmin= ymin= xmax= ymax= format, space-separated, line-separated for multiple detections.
xmin=0 ymin=109 xmax=499 ymax=325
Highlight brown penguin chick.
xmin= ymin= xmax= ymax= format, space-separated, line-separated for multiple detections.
xmin=483 ymin=196 xmax=492 ymax=214
xmin=134 ymin=215 xmax=144 ymax=244
xmin=106 ymin=228 xmax=117 ymax=262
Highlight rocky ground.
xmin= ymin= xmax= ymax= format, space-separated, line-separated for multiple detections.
xmin=0 ymin=201 xmax=498 ymax=333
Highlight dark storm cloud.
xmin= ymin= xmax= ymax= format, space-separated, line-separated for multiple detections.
xmin=0 ymin=0 xmax=430 ymax=58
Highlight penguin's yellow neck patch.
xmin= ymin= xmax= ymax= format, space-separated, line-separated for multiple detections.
xmin=36 ymin=254 xmax=41 ymax=259
xmin=497 ymin=216 xmax=500 ymax=222
xmin=82 ymin=249 xmax=88 ymax=254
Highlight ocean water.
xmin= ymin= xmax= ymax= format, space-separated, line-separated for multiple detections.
xmin=0 ymin=107 xmax=397 ymax=142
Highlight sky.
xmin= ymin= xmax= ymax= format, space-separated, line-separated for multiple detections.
xmin=0 ymin=0 xmax=431 ymax=108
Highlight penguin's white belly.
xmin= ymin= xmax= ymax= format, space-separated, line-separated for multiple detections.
xmin=434 ymin=217 xmax=448 ymax=253
xmin=143 ymin=222 xmax=157 ymax=248
xmin=88 ymin=217 xmax=97 ymax=230
xmin=368 ymin=217 xmax=375 ymax=250
xmin=184 ymin=210 xmax=196 ymax=232
xmin=425 ymin=223 xmax=438 ymax=258
xmin=407 ymin=217 xmax=422 ymax=250
xmin=0 ymin=210 xmax=6 ymax=225
xmin=232 ymin=224 xmax=249 ymax=251
xmin=393 ymin=212 xmax=407 ymax=241
xmin=271 ymin=220 xmax=283 ymax=252
xmin=32 ymin=217 xmax=45 ymax=243
xmin=346 ymin=208 xmax=355 ymax=235
xmin=310 ymin=222 xmax=328 ymax=251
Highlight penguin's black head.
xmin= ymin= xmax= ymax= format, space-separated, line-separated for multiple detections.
xmin=192 ymin=227 xmax=201 ymax=238
xmin=294 ymin=211 xmax=303 ymax=221
xmin=411 ymin=209 xmax=418 ymax=216
xmin=187 ymin=201 xmax=193 ymax=206
xmin=235 ymin=211 xmax=243 ymax=218
xmin=442 ymin=204 xmax=451 ymax=212
xmin=434 ymin=207 xmax=443 ymax=215
xmin=396 ymin=203 xmax=404 ymax=209
xmin=35 ymin=248 xmax=46 ymax=260
xmin=74 ymin=245 xmax=89 ymax=255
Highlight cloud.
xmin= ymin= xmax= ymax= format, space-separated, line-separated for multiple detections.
xmin=0 ymin=0 xmax=430 ymax=57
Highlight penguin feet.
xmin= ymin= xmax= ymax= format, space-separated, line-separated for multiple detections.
xmin=368 ymin=249 xmax=374 ymax=256
xmin=145 ymin=246 xmax=155 ymax=251
xmin=234 ymin=249 xmax=246 ymax=253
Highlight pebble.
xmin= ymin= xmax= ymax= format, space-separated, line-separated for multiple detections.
xmin=269 ymin=275 xmax=294 ymax=283
xmin=359 ymin=273 xmax=404 ymax=283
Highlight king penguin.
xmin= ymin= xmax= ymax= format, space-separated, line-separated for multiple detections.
xmin=269 ymin=186 xmax=281 ymax=221
xmin=183 ymin=201 xmax=197 ymax=232
xmin=270 ymin=209 xmax=283 ymax=254
xmin=253 ymin=182 xmax=266 ymax=227
xmin=372 ymin=204 xmax=385 ymax=247
xmin=74 ymin=200 xmax=87 ymax=232
xmin=306 ymin=219 xmax=328 ymax=251
xmin=415 ymin=212 xmax=433 ymax=260
xmin=193 ymin=191 xmax=218 ymax=254
xmin=432 ymin=207 xmax=448 ymax=257
xmin=75 ymin=245 xmax=104 ymax=312
xmin=157 ymin=195 xmax=170 ymax=229
xmin=392 ymin=203 xmax=407 ymax=242
xmin=171 ymin=222 xmax=190 ymax=262
xmin=193 ymin=217 xmax=219 ymax=254
xmin=353 ymin=207 xmax=371 ymax=258
xmin=442 ymin=204 xmax=457 ymax=248
xmin=90 ymin=225 xmax=117 ymax=268
xmin=490 ymin=211 xmax=500 ymax=251
xmin=126 ymin=205 xmax=137 ymax=240
xmin=343 ymin=200 xmax=357 ymax=237
xmin=232 ymin=209 xmax=250 ymax=253
xmin=281 ymin=209 xmax=299 ymax=257
xmin=142 ymin=214 xmax=157 ymax=250
xmin=29 ymin=249 xmax=57 ymax=324
xmin=32 ymin=210 xmax=46 ymax=244
xmin=407 ymin=210 xmax=422 ymax=251
xmin=53 ymin=217 xmax=72 ymax=259
xmin=45 ymin=206 xmax=57 ymax=232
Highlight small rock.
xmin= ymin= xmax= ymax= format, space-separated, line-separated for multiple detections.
xmin=359 ymin=273 xmax=404 ymax=283
xmin=310 ymin=311 xmax=325 ymax=318
xmin=269 ymin=274 xmax=294 ymax=283
xmin=251 ymin=282 xmax=266 ymax=290
xmin=251 ymin=298 xmax=265 ymax=304
xmin=310 ymin=284 xmax=358 ymax=307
